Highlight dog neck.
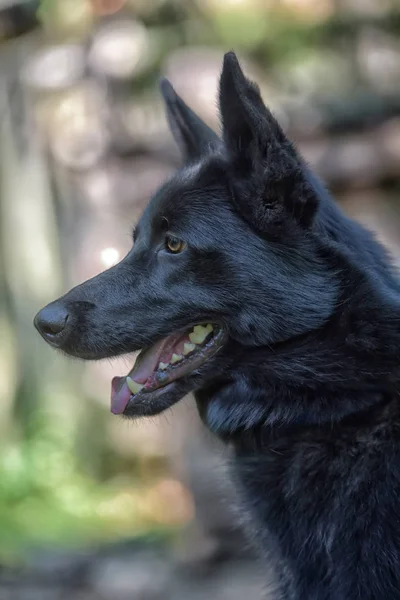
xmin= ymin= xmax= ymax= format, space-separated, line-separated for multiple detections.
xmin=197 ymin=281 xmax=400 ymax=439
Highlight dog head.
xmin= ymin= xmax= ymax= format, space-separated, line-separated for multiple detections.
xmin=34 ymin=52 xmax=339 ymax=419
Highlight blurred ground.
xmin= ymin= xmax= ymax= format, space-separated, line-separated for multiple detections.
xmin=0 ymin=539 xmax=265 ymax=600
xmin=0 ymin=0 xmax=400 ymax=598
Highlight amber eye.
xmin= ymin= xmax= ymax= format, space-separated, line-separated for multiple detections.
xmin=165 ymin=235 xmax=186 ymax=254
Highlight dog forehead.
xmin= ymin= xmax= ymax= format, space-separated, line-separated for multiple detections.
xmin=148 ymin=160 xmax=228 ymax=224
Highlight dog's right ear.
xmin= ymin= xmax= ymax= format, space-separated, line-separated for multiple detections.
xmin=160 ymin=78 xmax=221 ymax=163
xmin=219 ymin=52 xmax=319 ymax=231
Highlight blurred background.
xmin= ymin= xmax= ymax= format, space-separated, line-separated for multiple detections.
xmin=0 ymin=0 xmax=400 ymax=598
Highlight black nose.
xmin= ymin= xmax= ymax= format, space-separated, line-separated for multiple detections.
xmin=34 ymin=302 xmax=69 ymax=343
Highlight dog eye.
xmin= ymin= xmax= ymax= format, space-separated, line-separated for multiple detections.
xmin=165 ymin=235 xmax=186 ymax=254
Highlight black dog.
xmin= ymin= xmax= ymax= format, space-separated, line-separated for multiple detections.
xmin=35 ymin=53 xmax=400 ymax=599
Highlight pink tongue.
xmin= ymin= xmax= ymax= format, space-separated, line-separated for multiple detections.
xmin=127 ymin=338 xmax=167 ymax=384
xmin=111 ymin=376 xmax=131 ymax=415
xmin=110 ymin=337 xmax=176 ymax=415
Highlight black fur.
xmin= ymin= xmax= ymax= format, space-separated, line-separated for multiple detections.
xmin=35 ymin=52 xmax=400 ymax=599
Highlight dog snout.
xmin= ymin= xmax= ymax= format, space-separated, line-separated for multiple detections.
xmin=34 ymin=301 xmax=70 ymax=346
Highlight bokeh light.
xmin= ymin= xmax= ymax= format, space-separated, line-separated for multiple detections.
xmin=100 ymin=247 xmax=120 ymax=268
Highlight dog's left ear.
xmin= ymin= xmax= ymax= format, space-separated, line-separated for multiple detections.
xmin=160 ymin=78 xmax=221 ymax=163
xmin=219 ymin=52 xmax=318 ymax=231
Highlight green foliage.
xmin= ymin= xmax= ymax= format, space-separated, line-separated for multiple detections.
xmin=0 ymin=413 xmax=166 ymax=561
xmin=36 ymin=0 xmax=53 ymax=22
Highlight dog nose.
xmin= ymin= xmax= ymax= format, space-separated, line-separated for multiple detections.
xmin=34 ymin=302 xmax=69 ymax=343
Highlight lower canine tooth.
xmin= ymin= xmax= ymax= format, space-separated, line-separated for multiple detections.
xmin=171 ymin=353 xmax=183 ymax=364
xmin=159 ymin=362 xmax=169 ymax=370
xmin=126 ymin=377 xmax=144 ymax=395
xmin=183 ymin=342 xmax=196 ymax=355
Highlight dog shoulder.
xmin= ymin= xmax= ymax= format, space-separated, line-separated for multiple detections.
xmin=231 ymin=400 xmax=400 ymax=599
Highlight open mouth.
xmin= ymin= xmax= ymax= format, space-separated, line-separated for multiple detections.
xmin=110 ymin=323 xmax=226 ymax=415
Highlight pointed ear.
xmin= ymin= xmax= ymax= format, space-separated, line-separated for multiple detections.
xmin=219 ymin=52 xmax=318 ymax=230
xmin=160 ymin=78 xmax=221 ymax=163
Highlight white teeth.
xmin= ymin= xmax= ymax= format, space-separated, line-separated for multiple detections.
xmin=126 ymin=377 xmax=144 ymax=395
xmin=183 ymin=342 xmax=196 ymax=356
xmin=189 ymin=324 xmax=213 ymax=345
xmin=171 ymin=353 xmax=183 ymax=364
xmin=158 ymin=362 xmax=169 ymax=370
